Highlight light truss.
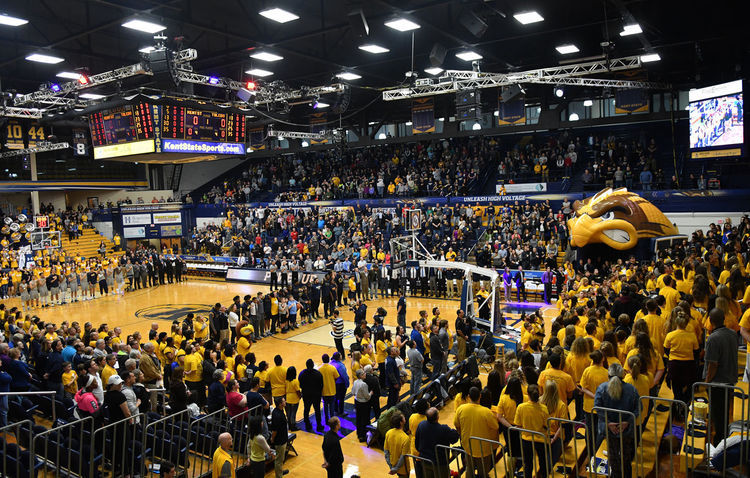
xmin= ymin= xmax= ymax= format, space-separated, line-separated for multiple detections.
xmin=266 ymin=128 xmax=329 ymax=140
xmin=0 ymin=142 xmax=70 ymax=158
xmin=383 ymin=55 xmax=671 ymax=101
xmin=1 ymin=107 xmax=45 ymax=119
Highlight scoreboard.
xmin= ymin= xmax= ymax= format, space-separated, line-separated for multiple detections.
xmin=161 ymin=106 xmax=246 ymax=143
xmin=89 ymin=101 xmax=246 ymax=159
xmin=88 ymin=102 xmax=154 ymax=147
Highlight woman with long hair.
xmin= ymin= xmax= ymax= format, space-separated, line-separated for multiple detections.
xmin=593 ymin=364 xmax=639 ymax=478
xmin=285 ymin=366 xmax=301 ymax=431
xmin=375 ymin=329 xmax=388 ymax=389
xmin=540 ymin=379 xmax=570 ymax=465
xmin=626 ymin=332 xmax=664 ymax=397
xmin=486 ymin=369 xmax=505 ymax=405
xmin=599 ymin=341 xmax=621 ymax=369
xmin=580 ymin=350 xmax=609 ymax=464
xmin=713 ymin=284 xmax=740 ymax=332
xmin=566 ymin=336 xmax=592 ymax=420
xmin=247 ymin=415 xmax=275 ymax=477
xmin=514 ymin=384 xmax=550 ymax=478
xmin=624 ymin=355 xmax=652 ymax=429
xmin=663 ymin=311 xmax=699 ymax=418
xmin=497 ymin=376 xmax=524 ymax=465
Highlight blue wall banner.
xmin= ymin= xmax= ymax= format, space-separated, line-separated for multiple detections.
xmin=615 ymin=89 xmax=649 ymax=114
xmin=412 ymin=98 xmax=436 ymax=134
xmin=310 ymin=113 xmax=328 ymax=145
xmin=498 ymin=95 xmax=526 ymax=126
xmin=250 ymin=126 xmax=266 ymax=151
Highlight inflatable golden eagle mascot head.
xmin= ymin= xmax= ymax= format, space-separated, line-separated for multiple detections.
xmin=567 ymin=188 xmax=679 ymax=250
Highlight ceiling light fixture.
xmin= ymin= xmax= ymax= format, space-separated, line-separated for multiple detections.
xmin=377 ymin=132 xmax=387 ymax=139
xmin=358 ymin=44 xmax=389 ymax=54
xmin=555 ymin=44 xmax=579 ymax=54
xmin=384 ymin=18 xmax=420 ymax=32
xmin=139 ymin=46 xmax=156 ymax=54
xmin=554 ymin=88 xmax=564 ymax=98
xmin=122 ymin=19 xmax=166 ymax=34
xmin=259 ymin=8 xmax=299 ymax=23
xmin=336 ymin=72 xmax=361 ymax=80
xmin=583 ymin=99 xmax=593 ymax=107
xmin=208 ymin=76 xmax=220 ymax=85
xmin=0 ymin=14 xmax=28 ymax=26
xmin=424 ymin=67 xmax=444 ymax=75
xmin=301 ymin=141 xmax=309 ymax=147
xmin=80 ymin=93 xmax=105 ymax=99
xmin=405 ymin=121 xmax=412 ymax=126
xmin=245 ymin=68 xmax=273 ymax=77
xmin=513 ymin=11 xmax=544 ymax=25
xmin=456 ymin=50 xmax=482 ymax=61
xmin=640 ymin=53 xmax=661 ymax=62
xmin=472 ymin=121 xmax=481 ymax=131
xmin=56 ymin=71 xmax=81 ymax=80
xmin=26 ymin=53 xmax=64 ymax=64
xmin=620 ymin=23 xmax=642 ymax=36
xmin=250 ymin=51 xmax=284 ymax=62
xmin=568 ymin=113 xmax=580 ymax=121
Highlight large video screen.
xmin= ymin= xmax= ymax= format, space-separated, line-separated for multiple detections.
xmin=689 ymin=80 xmax=744 ymax=159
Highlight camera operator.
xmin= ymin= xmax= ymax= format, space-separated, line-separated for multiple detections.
xmin=352 ymin=299 xmax=367 ymax=324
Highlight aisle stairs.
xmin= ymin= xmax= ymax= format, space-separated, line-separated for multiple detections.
xmin=59 ymin=227 xmax=124 ymax=259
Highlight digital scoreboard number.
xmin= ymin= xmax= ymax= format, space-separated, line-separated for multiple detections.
xmin=88 ymin=102 xmax=154 ymax=147
xmin=160 ymin=106 xmax=246 ymax=143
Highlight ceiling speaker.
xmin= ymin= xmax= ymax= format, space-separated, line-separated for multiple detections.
xmin=501 ymin=84 xmax=523 ymax=102
xmin=429 ymin=43 xmax=447 ymax=67
xmin=459 ymin=10 xmax=488 ymax=38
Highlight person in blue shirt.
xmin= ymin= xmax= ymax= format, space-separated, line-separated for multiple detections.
xmin=288 ymin=298 xmax=299 ymax=329
xmin=330 ymin=352 xmax=350 ymax=416
xmin=61 ymin=338 xmax=77 ymax=363
xmin=594 ymin=364 xmax=640 ymax=478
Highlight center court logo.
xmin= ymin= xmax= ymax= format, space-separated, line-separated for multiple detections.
xmin=135 ymin=304 xmax=213 ymax=322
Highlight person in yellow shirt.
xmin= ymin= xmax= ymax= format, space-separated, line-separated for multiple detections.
xmin=62 ymin=362 xmax=78 ymax=398
xmin=384 ymin=412 xmax=411 ymax=478
xmin=408 ymin=399 xmax=429 ymax=456
xmin=211 ymin=433 xmax=235 ymax=478
xmin=539 ymin=379 xmax=570 ymax=467
xmin=625 ymin=332 xmax=664 ymax=397
xmin=193 ymin=315 xmax=209 ymax=341
xmin=101 ymin=354 xmax=118 ymax=386
xmin=454 ymin=386 xmax=499 ymax=475
xmin=319 ymin=354 xmax=340 ymax=422
xmin=236 ymin=326 xmax=253 ymax=357
xmin=580 ymin=350 xmax=610 ymax=457
xmin=566 ymin=337 xmax=591 ymax=420
xmin=184 ymin=343 xmax=205 ymax=407
xmin=624 ymin=355 xmax=652 ymax=426
xmin=267 ymin=355 xmax=288 ymax=400
xmin=663 ymin=311 xmax=699 ymax=409
xmin=514 ymin=384 xmax=550 ymax=476
xmin=538 ymin=352 xmax=576 ymax=402
xmin=641 ymin=299 xmax=667 ymax=357
xmin=659 ymin=276 xmax=681 ymax=315
xmin=285 ymin=366 xmax=301 ymax=431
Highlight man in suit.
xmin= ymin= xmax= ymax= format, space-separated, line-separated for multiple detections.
xmin=322 ymin=417 xmax=345 ymax=478
xmin=541 ymin=266 xmax=553 ymax=304
xmin=514 ymin=266 xmax=527 ymax=302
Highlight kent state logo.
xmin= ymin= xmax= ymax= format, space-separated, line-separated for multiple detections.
xmin=135 ymin=304 xmax=213 ymax=322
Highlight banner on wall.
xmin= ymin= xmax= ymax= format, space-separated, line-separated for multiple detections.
xmin=123 ymin=226 xmax=146 ymax=238
xmin=153 ymin=211 xmax=182 ymax=224
xmin=160 ymin=225 xmax=183 ymax=236
xmin=122 ymin=213 xmax=152 ymax=225
xmin=226 ymin=267 xmax=327 ymax=284
xmin=498 ymin=94 xmax=526 ymax=125
xmin=310 ymin=113 xmax=328 ymax=145
xmin=615 ymin=89 xmax=649 ymax=113
xmin=249 ymin=126 xmax=266 ymax=151
xmin=412 ymin=98 xmax=435 ymax=134
xmin=497 ymin=182 xmax=548 ymax=193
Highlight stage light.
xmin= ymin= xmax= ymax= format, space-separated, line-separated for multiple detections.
xmin=250 ymin=51 xmax=284 ymax=62
xmin=245 ymin=68 xmax=273 ymax=77
xmin=377 ymin=132 xmax=387 ymax=139
xmin=424 ymin=67 xmax=443 ymax=75
xmin=385 ymin=18 xmax=420 ymax=31
xmin=359 ymin=44 xmax=389 ymax=54
xmin=472 ymin=121 xmax=481 ymax=130
xmin=405 ymin=121 xmax=412 ymax=126
xmin=245 ymin=80 xmax=257 ymax=90
xmin=50 ymin=83 xmax=61 ymax=92
xmin=208 ymin=76 xmax=220 ymax=85
xmin=301 ymin=141 xmax=309 ymax=147
xmin=56 ymin=71 xmax=81 ymax=80
xmin=554 ymin=88 xmax=564 ymax=98
xmin=313 ymin=101 xmax=329 ymax=109
xmin=513 ymin=11 xmax=544 ymax=25
xmin=139 ymin=46 xmax=156 ymax=54
xmin=583 ymin=99 xmax=593 ymax=107
xmin=640 ymin=53 xmax=661 ymax=62
xmin=336 ymin=72 xmax=361 ymax=80
xmin=259 ymin=8 xmax=299 ymax=23
xmin=568 ymin=113 xmax=580 ymax=121
xmin=456 ymin=51 xmax=482 ymax=61
xmin=80 ymin=93 xmax=105 ymax=99
xmin=555 ymin=44 xmax=579 ymax=54
xmin=122 ymin=19 xmax=166 ymax=34
xmin=620 ymin=23 xmax=642 ymax=36
xmin=26 ymin=53 xmax=64 ymax=64
xmin=77 ymin=73 xmax=90 ymax=85
xmin=0 ymin=14 xmax=28 ymax=26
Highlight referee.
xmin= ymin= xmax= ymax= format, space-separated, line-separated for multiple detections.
xmin=330 ymin=309 xmax=345 ymax=358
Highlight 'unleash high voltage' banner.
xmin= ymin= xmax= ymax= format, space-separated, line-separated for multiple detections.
xmin=412 ymin=98 xmax=435 ymax=134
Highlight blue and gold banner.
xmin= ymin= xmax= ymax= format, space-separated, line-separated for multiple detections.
xmin=615 ymin=89 xmax=649 ymax=114
xmin=310 ymin=113 xmax=328 ymax=145
xmin=412 ymin=98 xmax=435 ymax=134
xmin=498 ymin=93 xmax=525 ymax=125
xmin=249 ymin=126 xmax=266 ymax=151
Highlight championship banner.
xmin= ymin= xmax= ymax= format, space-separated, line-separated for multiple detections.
xmin=498 ymin=94 xmax=525 ymax=125
xmin=4 ymin=120 xmax=25 ymax=150
xmin=411 ymin=97 xmax=435 ymax=134
xmin=310 ymin=113 xmax=328 ymax=145
xmin=615 ymin=89 xmax=649 ymax=113
xmin=249 ymin=126 xmax=266 ymax=151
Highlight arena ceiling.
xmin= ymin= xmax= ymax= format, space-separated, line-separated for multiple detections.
xmin=1 ymin=0 xmax=747 ymax=122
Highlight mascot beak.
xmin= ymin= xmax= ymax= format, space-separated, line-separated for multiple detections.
xmin=570 ymin=214 xmax=638 ymax=250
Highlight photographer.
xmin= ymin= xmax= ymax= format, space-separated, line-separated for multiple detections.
xmin=352 ymin=300 xmax=367 ymax=323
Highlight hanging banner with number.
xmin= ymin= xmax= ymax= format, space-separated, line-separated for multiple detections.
xmin=310 ymin=113 xmax=328 ymax=145
xmin=72 ymin=129 xmax=88 ymax=156
xmin=249 ymin=126 xmax=266 ymax=151
xmin=4 ymin=120 xmax=25 ymax=150
xmin=412 ymin=98 xmax=435 ymax=134
xmin=26 ymin=123 xmax=46 ymax=147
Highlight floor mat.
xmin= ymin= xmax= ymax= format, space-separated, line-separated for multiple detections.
xmin=293 ymin=401 xmax=359 ymax=437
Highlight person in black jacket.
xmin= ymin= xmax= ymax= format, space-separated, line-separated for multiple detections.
xmin=45 ymin=339 xmax=64 ymax=398
xmin=322 ymin=417 xmax=344 ymax=478
xmin=363 ymin=365 xmax=381 ymax=420
xmin=270 ymin=397 xmax=290 ymax=477
xmin=415 ymin=407 xmax=460 ymax=478
xmin=298 ymin=358 xmax=324 ymax=432
xmin=428 ymin=325 xmax=443 ymax=380
xmin=385 ymin=347 xmax=401 ymax=407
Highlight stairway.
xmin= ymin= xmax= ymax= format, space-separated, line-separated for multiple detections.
xmin=59 ymin=228 xmax=125 ymax=259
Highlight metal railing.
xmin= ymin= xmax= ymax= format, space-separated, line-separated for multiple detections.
xmin=1 ymin=420 xmax=37 ymax=478
xmin=141 ymin=409 xmax=192 ymax=476
xmin=29 ymin=415 xmax=96 ymax=478
xmin=508 ymin=426 xmax=552 ymax=478
xmin=0 ymin=390 xmax=59 ymax=423
xmin=547 ymin=417 xmax=587 ymax=478
xmin=468 ymin=436 xmax=508 ymax=478
xmin=689 ymin=382 xmax=749 ymax=476
xmin=90 ymin=412 xmax=148 ymax=478
xmin=435 ymin=444 xmax=468 ymax=477
xmin=404 ymin=453 xmax=436 ymax=478
xmin=188 ymin=407 xmax=231 ymax=477
xmin=641 ymin=396 xmax=688 ymax=477
xmin=592 ymin=406 xmax=642 ymax=478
